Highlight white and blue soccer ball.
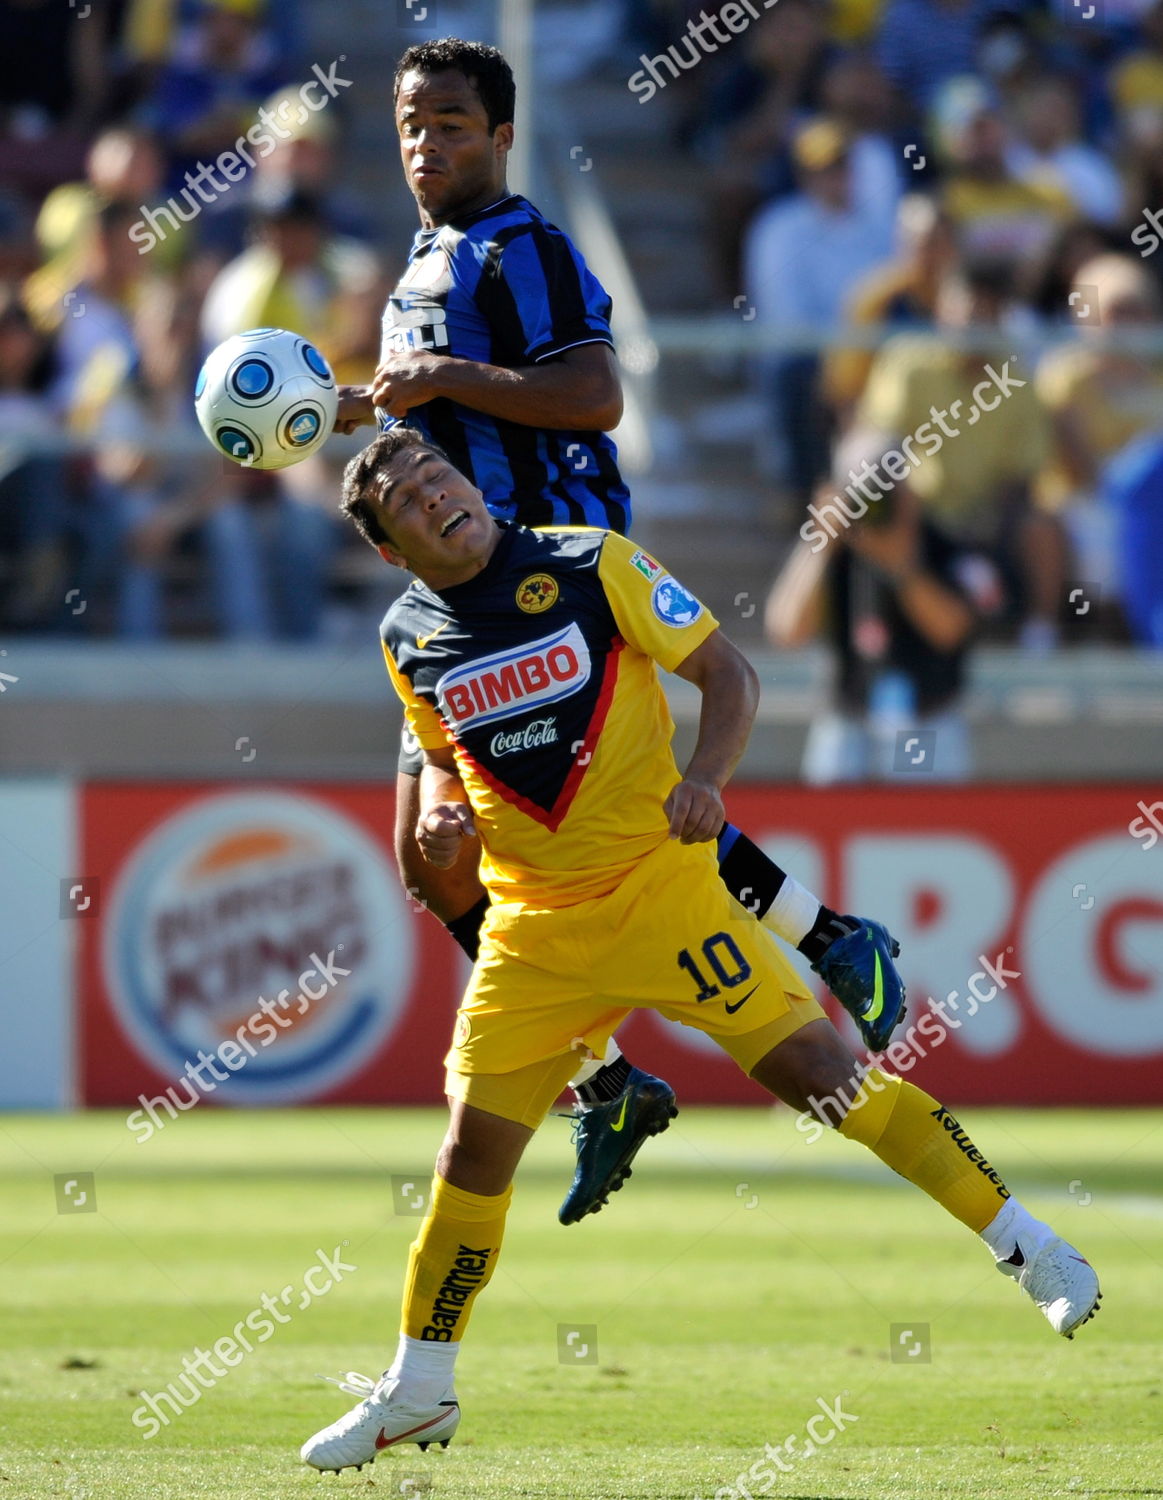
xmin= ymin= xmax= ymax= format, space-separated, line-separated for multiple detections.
xmin=194 ymin=327 xmax=337 ymax=470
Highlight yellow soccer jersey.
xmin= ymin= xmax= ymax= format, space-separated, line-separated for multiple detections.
xmin=381 ymin=525 xmax=718 ymax=907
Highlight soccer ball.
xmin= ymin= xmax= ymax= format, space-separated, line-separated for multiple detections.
xmin=194 ymin=327 xmax=338 ymax=470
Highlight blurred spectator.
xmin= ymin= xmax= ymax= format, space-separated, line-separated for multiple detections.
xmin=876 ymin=0 xmax=1016 ymax=110
xmin=0 ymin=285 xmax=71 ymax=630
xmin=194 ymin=187 xmax=383 ymax=639
xmin=26 ymin=200 xmax=247 ymax=640
xmin=823 ymin=194 xmax=958 ymax=418
xmin=121 ymin=0 xmax=301 ymax=74
xmin=0 ymin=188 xmax=38 ymax=284
xmin=1035 ymin=252 xmax=1163 ymax=608
xmin=196 ymin=83 xmax=376 ymax=261
xmin=700 ymin=0 xmax=832 ymax=294
xmin=1006 ymin=74 xmax=1124 ymax=225
xmin=745 ymin=117 xmax=897 ymax=496
xmin=1101 ymin=427 xmax=1163 ymax=645
xmin=200 ymin=185 xmax=381 ymax=383
xmin=818 ymin=52 xmax=904 ymax=219
xmin=0 ymin=0 xmax=111 ymax=193
xmin=858 ymin=256 xmax=1066 ymax=646
xmin=88 ymin=125 xmax=167 ymax=211
xmin=143 ymin=0 xmax=285 ymax=195
xmin=976 ymin=9 xmax=1046 ymax=113
xmin=766 ymin=428 xmax=993 ymax=782
xmin=934 ymin=75 xmax=1077 ymax=261
xmin=48 ymin=200 xmax=151 ymax=421
xmin=829 ymin=0 xmax=888 ymax=44
xmin=1109 ymin=0 xmax=1163 ymax=117
xmin=1026 ymin=217 xmax=1125 ymax=319
xmin=1112 ymin=3 xmax=1163 ymax=253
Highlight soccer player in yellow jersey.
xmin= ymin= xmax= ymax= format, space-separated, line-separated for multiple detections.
xmin=300 ymin=429 xmax=1100 ymax=1472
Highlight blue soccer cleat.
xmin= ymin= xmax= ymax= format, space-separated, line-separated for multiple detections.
xmin=812 ymin=917 xmax=906 ymax=1053
xmin=559 ymin=1067 xmax=678 ymax=1225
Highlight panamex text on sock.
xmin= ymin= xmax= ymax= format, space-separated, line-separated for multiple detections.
xmin=628 ymin=0 xmax=782 ymax=103
xmin=125 ymin=949 xmax=351 ymax=1142
xmin=421 ymin=1245 xmax=495 ymax=1341
xmin=800 ymin=361 xmax=1028 ymax=553
xmin=930 ymin=1106 xmax=1009 ymax=1199
xmin=129 ymin=58 xmax=353 ymax=253
xmin=796 ymin=949 xmax=1021 ymax=1143
xmin=131 ymin=1245 xmax=356 ymax=1439
xmin=695 ymin=1393 xmax=860 ymax=1498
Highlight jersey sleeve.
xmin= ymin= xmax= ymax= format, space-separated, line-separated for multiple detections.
xmin=597 ymin=532 xmax=718 ymax=673
xmin=380 ymin=639 xmax=449 ymax=752
xmin=484 ymin=223 xmax=616 ymax=365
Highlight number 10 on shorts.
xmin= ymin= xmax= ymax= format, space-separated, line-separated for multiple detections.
xmin=677 ymin=931 xmax=752 ymax=1002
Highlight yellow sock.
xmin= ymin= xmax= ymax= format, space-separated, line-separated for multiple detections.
xmin=401 ymin=1176 xmax=512 ymax=1344
xmin=838 ymin=1069 xmax=1010 ymax=1232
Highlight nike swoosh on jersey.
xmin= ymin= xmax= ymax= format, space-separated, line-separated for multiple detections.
xmin=417 ymin=620 xmax=452 ymax=650
xmin=724 ymin=983 xmax=761 ymax=1015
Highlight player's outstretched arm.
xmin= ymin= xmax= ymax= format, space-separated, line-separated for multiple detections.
xmin=665 ymin=629 xmax=759 ymax=844
xmin=416 ymin=747 xmax=476 ymax=869
xmin=333 ymin=385 xmax=377 ymax=434
xmin=371 ymin=344 xmax=622 ymax=431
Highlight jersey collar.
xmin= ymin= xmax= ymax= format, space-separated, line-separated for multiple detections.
xmin=414 ymin=193 xmax=525 ymax=247
xmin=421 ymin=521 xmax=519 ymax=602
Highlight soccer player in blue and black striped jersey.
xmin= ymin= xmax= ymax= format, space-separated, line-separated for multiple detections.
xmin=333 ymin=39 xmax=904 ymax=1224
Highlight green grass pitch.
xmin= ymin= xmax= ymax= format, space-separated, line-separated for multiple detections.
xmin=2 ymin=1105 xmax=1161 ymax=1499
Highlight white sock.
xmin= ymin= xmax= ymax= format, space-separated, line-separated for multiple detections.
xmin=979 ymin=1197 xmax=1055 ymax=1262
xmin=383 ymin=1332 xmax=459 ymax=1403
xmin=568 ymin=1035 xmax=622 ymax=1090
xmin=759 ymin=875 xmax=820 ymax=947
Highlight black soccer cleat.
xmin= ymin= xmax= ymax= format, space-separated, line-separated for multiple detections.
xmin=559 ymin=1066 xmax=677 ymax=1225
xmin=812 ymin=916 xmax=907 ymax=1053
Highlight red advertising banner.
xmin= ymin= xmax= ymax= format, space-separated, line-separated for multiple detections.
xmin=79 ymin=783 xmax=463 ymax=1114
xmin=620 ymin=784 xmax=1163 ymax=1106
xmin=79 ymin=783 xmax=1163 ymax=1111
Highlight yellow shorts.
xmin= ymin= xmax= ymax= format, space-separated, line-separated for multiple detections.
xmin=444 ymin=836 xmax=825 ymax=1128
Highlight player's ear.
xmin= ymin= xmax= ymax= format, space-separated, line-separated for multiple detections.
xmin=377 ymin=541 xmax=408 ymax=569
xmin=493 ymin=122 xmax=514 ymax=160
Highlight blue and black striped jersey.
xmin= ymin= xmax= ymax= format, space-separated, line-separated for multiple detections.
xmin=378 ymin=194 xmax=630 ymax=534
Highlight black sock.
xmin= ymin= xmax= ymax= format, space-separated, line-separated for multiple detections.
xmin=796 ymin=906 xmax=859 ymax=964
xmin=573 ymin=1053 xmax=632 ymax=1106
xmin=715 ymin=823 xmax=789 ymax=918
xmin=444 ymin=895 xmax=490 ymax=961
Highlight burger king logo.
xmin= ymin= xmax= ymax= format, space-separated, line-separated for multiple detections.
xmin=102 ymin=791 xmax=412 ymax=1104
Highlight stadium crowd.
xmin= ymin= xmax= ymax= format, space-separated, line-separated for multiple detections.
xmin=0 ymin=0 xmax=1160 ymax=653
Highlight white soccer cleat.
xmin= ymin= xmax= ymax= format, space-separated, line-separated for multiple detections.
xmin=996 ymin=1232 xmax=1101 ymax=1338
xmin=299 ymin=1371 xmax=460 ymax=1472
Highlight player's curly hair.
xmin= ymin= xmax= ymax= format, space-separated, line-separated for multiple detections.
xmin=340 ymin=426 xmax=457 ymax=549
xmin=393 ymin=38 xmax=515 ymax=133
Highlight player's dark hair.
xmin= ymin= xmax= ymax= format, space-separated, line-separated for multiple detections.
xmin=393 ymin=38 xmax=515 ymax=132
xmin=340 ymin=427 xmax=457 ymax=549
